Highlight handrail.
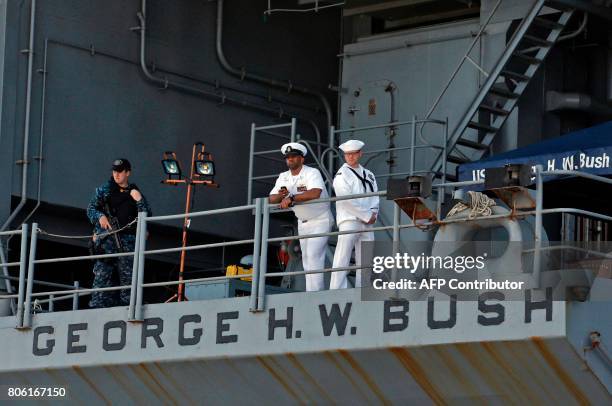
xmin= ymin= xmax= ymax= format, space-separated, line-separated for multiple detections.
xmin=7 ymin=169 xmax=612 ymax=326
xmin=422 ymin=0 xmax=503 ymax=123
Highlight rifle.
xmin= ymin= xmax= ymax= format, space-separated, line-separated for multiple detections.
xmin=104 ymin=202 xmax=124 ymax=252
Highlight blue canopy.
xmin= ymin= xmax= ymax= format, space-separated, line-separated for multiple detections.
xmin=458 ymin=121 xmax=612 ymax=188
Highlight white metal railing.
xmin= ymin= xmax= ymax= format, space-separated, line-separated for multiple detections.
xmin=1 ymin=168 xmax=611 ymax=328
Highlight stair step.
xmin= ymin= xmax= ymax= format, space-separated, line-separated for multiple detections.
xmin=447 ymin=154 xmax=470 ymax=165
xmin=479 ymin=103 xmax=511 ymax=116
xmin=467 ymin=121 xmax=498 ymax=133
xmin=522 ymin=34 xmax=554 ymax=48
xmin=489 ymin=86 xmax=520 ymax=99
xmin=457 ymin=138 xmax=489 ymax=150
xmin=500 ymin=70 xmax=530 ymax=82
xmin=512 ymin=52 xmax=543 ymax=65
xmin=533 ymin=17 xmax=565 ymax=30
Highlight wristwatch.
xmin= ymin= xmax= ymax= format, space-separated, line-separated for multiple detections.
xmin=288 ymin=194 xmax=295 ymax=206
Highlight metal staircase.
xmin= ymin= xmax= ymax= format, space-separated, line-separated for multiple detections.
xmin=431 ymin=0 xmax=574 ymax=178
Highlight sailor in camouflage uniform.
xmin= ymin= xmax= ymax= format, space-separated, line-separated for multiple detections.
xmin=87 ymin=159 xmax=152 ymax=308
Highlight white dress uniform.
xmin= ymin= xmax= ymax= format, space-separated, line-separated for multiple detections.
xmin=270 ymin=143 xmax=333 ymax=292
xmin=330 ymin=141 xmax=379 ymax=290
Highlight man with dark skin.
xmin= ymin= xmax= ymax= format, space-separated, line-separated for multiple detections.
xmin=269 ymin=143 xmax=333 ymax=291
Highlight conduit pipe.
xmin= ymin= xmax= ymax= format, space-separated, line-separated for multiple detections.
xmin=137 ymin=3 xmax=310 ymax=122
xmin=1 ymin=0 xmax=37 ymax=303
xmin=546 ymin=91 xmax=612 ymax=116
xmin=215 ymin=0 xmax=334 ymax=168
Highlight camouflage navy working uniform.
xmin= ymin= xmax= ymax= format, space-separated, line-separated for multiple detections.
xmin=87 ymin=178 xmax=151 ymax=308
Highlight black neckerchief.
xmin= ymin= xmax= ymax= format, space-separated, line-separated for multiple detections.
xmin=347 ymin=166 xmax=373 ymax=193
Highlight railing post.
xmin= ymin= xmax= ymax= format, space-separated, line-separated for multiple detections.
xmin=72 ymin=280 xmax=79 ymax=310
xmin=257 ymin=199 xmax=270 ymax=311
xmin=129 ymin=211 xmax=144 ymax=320
xmin=248 ymin=123 xmax=256 ymax=205
xmin=15 ymin=223 xmax=28 ymax=328
xmin=327 ymin=125 xmax=335 ymax=195
xmin=134 ymin=213 xmax=148 ymax=321
xmin=410 ymin=115 xmax=416 ymax=176
xmin=290 ymin=117 xmax=297 ymax=142
xmin=533 ymin=164 xmax=543 ymax=288
xmin=391 ymin=205 xmax=401 ymax=299
xmin=23 ymin=223 xmax=38 ymax=328
xmin=48 ymin=294 xmax=54 ymax=312
xmin=250 ymin=198 xmax=263 ymax=311
xmin=437 ymin=118 xmax=449 ymax=218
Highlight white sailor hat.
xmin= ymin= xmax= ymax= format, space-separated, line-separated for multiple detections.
xmin=281 ymin=142 xmax=307 ymax=157
xmin=339 ymin=139 xmax=365 ymax=152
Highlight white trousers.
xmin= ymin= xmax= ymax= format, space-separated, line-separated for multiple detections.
xmin=330 ymin=220 xmax=374 ymax=289
xmin=297 ymin=213 xmax=332 ymax=292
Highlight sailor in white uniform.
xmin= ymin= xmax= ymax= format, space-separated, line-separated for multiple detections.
xmin=269 ymin=142 xmax=334 ymax=292
xmin=330 ymin=139 xmax=379 ymax=290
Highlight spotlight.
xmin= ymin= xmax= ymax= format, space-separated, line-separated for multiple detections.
xmin=162 ymin=152 xmax=181 ymax=178
xmin=194 ymin=159 xmax=215 ymax=177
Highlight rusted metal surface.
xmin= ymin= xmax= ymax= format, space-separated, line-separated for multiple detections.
xmin=1 ymin=338 xmax=609 ymax=404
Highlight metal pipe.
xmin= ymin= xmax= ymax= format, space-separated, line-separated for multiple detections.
xmin=15 ymin=224 xmax=28 ymax=327
xmin=146 ymin=204 xmax=254 ymax=222
xmin=533 ymin=165 xmax=544 ymax=288
xmin=1 ymin=0 xmax=37 ymax=305
xmin=250 ymin=198 xmax=262 ymax=311
xmin=410 ymin=115 xmax=416 ymax=176
xmin=257 ymin=199 xmax=270 ymax=311
xmin=48 ymin=294 xmax=53 ymax=312
xmin=247 ymin=123 xmax=256 ymax=204
xmin=136 ymin=1 xmax=312 ymax=122
xmin=72 ymin=280 xmax=79 ymax=310
xmin=215 ymin=0 xmax=332 ymax=131
xmin=546 ymin=91 xmax=612 ymax=116
xmin=23 ymin=223 xmax=38 ymax=328
xmin=0 ymin=0 xmax=36 ymax=233
xmin=134 ymin=214 xmax=148 ymax=321
xmin=129 ymin=211 xmax=144 ymax=320
xmin=17 ymin=37 xmax=49 ymax=229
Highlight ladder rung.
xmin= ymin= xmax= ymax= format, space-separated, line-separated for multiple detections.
xmin=467 ymin=121 xmax=498 ymax=133
xmin=512 ymin=52 xmax=543 ymax=65
xmin=457 ymin=138 xmax=490 ymax=150
xmin=489 ymin=86 xmax=520 ymax=99
xmin=448 ymin=154 xmax=470 ymax=165
xmin=500 ymin=70 xmax=530 ymax=82
xmin=522 ymin=34 xmax=554 ymax=47
xmin=479 ymin=104 xmax=511 ymax=116
xmin=533 ymin=17 xmax=565 ymax=30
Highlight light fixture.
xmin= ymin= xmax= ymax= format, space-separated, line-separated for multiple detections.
xmin=161 ymin=152 xmax=182 ymax=178
xmin=195 ymin=159 xmax=215 ymax=177
xmin=160 ymin=142 xmax=219 ymax=303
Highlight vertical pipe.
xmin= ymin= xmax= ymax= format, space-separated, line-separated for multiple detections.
xmin=439 ymin=118 xmax=449 ymax=218
xmin=290 ymin=117 xmax=297 ymax=142
xmin=328 ymin=125 xmax=335 ymax=194
xmin=15 ymin=224 xmax=28 ymax=327
xmin=129 ymin=211 xmax=144 ymax=320
xmin=257 ymin=199 xmax=270 ymax=311
xmin=134 ymin=215 xmax=148 ymax=321
xmin=0 ymin=0 xmax=36 ymax=234
xmin=533 ymin=165 xmax=543 ymax=288
xmin=72 ymin=281 xmax=79 ymax=310
xmin=248 ymin=123 xmax=256 ymax=204
xmin=48 ymin=294 xmax=53 ymax=312
xmin=391 ymin=204 xmax=400 ymax=299
xmin=23 ymin=223 xmax=38 ymax=328
xmin=250 ymin=198 xmax=263 ymax=311
xmin=410 ymin=115 xmax=416 ymax=176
